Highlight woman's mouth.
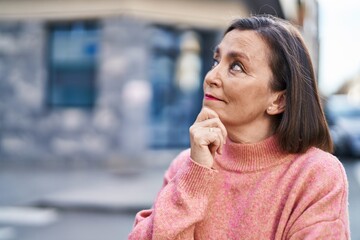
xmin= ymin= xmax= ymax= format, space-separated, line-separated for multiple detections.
xmin=204 ymin=94 xmax=222 ymax=101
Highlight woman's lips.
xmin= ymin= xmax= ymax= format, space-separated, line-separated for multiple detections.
xmin=204 ymin=94 xmax=222 ymax=101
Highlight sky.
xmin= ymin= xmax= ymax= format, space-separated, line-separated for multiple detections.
xmin=318 ymin=0 xmax=360 ymax=96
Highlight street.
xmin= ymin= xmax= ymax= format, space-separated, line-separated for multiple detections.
xmin=0 ymin=156 xmax=360 ymax=240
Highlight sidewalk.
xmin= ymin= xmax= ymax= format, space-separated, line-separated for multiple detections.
xmin=0 ymin=158 xmax=179 ymax=214
xmin=34 ymin=169 xmax=165 ymax=213
xmin=0 ymin=163 xmax=170 ymax=240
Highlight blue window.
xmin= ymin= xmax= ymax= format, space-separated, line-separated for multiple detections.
xmin=46 ymin=21 xmax=99 ymax=107
xmin=148 ymin=26 xmax=217 ymax=148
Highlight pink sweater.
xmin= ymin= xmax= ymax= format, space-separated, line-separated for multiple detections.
xmin=128 ymin=136 xmax=350 ymax=239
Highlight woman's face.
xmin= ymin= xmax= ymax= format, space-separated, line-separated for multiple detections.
xmin=203 ymin=29 xmax=277 ymax=134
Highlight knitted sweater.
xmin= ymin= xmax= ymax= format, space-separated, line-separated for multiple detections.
xmin=128 ymin=136 xmax=350 ymax=239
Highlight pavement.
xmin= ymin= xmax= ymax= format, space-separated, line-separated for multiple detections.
xmin=0 ymin=161 xmax=169 ymax=240
xmin=0 ymin=167 xmax=168 ymax=214
xmin=0 ymin=150 xmax=182 ymax=214
xmin=34 ymin=169 xmax=165 ymax=213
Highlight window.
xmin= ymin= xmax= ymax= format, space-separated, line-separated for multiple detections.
xmin=46 ymin=21 xmax=99 ymax=108
xmin=148 ymin=26 xmax=218 ymax=148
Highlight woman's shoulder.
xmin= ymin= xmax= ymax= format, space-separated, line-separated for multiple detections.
xmin=299 ymin=147 xmax=342 ymax=168
xmin=293 ymin=147 xmax=347 ymax=184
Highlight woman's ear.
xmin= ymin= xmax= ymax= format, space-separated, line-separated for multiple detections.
xmin=267 ymin=90 xmax=286 ymax=115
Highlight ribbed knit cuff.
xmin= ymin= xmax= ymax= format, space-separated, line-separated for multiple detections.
xmin=176 ymin=157 xmax=217 ymax=197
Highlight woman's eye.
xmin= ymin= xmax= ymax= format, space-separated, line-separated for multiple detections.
xmin=231 ymin=62 xmax=244 ymax=72
xmin=212 ymin=59 xmax=219 ymax=68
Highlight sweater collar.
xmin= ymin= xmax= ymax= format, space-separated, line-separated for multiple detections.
xmin=215 ymin=135 xmax=294 ymax=172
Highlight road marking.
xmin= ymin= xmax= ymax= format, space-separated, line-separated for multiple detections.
xmin=0 ymin=227 xmax=16 ymax=240
xmin=354 ymin=162 xmax=360 ymax=188
xmin=0 ymin=207 xmax=58 ymax=226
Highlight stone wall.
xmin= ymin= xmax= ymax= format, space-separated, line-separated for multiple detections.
xmin=0 ymin=17 xmax=153 ymax=168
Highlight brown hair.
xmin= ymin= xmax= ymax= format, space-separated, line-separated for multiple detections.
xmin=225 ymin=15 xmax=333 ymax=153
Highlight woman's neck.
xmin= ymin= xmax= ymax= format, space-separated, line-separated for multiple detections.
xmin=226 ymin=121 xmax=275 ymax=144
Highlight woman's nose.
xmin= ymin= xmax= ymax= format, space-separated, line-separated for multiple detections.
xmin=204 ymin=67 xmax=222 ymax=88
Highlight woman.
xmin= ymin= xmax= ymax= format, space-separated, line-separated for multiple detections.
xmin=129 ymin=15 xmax=350 ymax=239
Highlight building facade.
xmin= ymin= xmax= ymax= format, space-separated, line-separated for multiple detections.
xmin=0 ymin=0 xmax=317 ymax=168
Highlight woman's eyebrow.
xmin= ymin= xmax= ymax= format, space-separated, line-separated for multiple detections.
xmin=228 ymin=51 xmax=250 ymax=62
xmin=213 ymin=46 xmax=250 ymax=63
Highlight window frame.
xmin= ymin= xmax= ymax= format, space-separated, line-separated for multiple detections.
xmin=45 ymin=20 xmax=100 ymax=109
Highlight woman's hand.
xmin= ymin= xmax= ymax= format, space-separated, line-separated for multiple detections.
xmin=189 ymin=107 xmax=227 ymax=168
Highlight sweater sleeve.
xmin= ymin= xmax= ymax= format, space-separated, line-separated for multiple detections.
xmin=287 ymin=152 xmax=350 ymax=240
xmin=128 ymin=149 xmax=217 ymax=240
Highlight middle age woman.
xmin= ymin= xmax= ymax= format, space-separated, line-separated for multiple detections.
xmin=129 ymin=15 xmax=350 ymax=239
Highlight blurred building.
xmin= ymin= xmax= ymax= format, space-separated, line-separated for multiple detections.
xmin=0 ymin=0 xmax=318 ymax=168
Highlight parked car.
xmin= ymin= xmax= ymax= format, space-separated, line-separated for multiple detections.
xmin=325 ymin=94 xmax=360 ymax=157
